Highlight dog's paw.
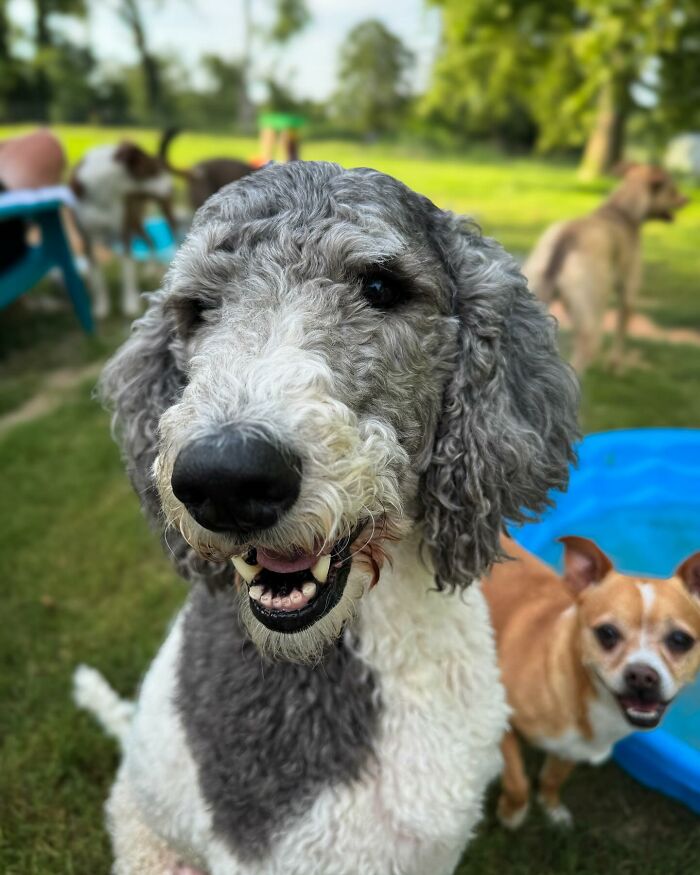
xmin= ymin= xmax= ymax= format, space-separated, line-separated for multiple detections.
xmin=542 ymin=802 xmax=574 ymax=828
xmin=496 ymin=797 xmax=529 ymax=830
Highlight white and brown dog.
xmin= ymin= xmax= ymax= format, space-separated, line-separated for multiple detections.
xmin=484 ymin=536 xmax=700 ymax=828
xmin=70 ymin=140 xmax=177 ymax=319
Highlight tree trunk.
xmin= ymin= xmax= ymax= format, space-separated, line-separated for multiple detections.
xmin=0 ymin=0 xmax=11 ymax=59
xmin=33 ymin=0 xmax=52 ymax=120
xmin=121 ymin=0 xmax=162 ymax=117
xmin=578 ymin=78 xmax=628 ymax=180
xmin=237 ymin=0 xmax=255 ymax=131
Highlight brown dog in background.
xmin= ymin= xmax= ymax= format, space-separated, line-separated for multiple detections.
xmin=159 ymin=127 xmax=256 ymax=211
xmin=523 ymin=164 xmax=688 ymax=372
xmin=483 ymin=536 xmax=700 ymax=829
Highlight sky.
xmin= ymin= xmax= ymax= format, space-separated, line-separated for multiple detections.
xmin=9 ymin=0 xmax=442 ymax=101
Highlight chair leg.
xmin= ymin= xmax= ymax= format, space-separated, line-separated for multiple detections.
xmin=39 ymin=210 xmax=95 ymax=334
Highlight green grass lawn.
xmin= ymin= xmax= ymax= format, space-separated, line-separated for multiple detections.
xmin=1 ymin=128 xmax=699 ymax=873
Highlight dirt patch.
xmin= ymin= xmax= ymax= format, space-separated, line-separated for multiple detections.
xmin=550 ymin=302 xmax=700 ymax=347
xmin=0 ymin=361 xmax=104 ymax=436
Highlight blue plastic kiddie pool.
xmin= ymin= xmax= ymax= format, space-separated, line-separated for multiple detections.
xmin=513 ymin=428 xmax=700 ymax=815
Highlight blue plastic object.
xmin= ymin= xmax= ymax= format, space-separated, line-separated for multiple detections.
xmin=513 ymin=428 xmax=700 ymax=815
xmin=128 ymin=216 xmax=177 ymax=264
xmin=0 ymin=193 xmax=94 ymax=333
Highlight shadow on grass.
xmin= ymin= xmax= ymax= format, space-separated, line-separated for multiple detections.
xmin=459 ymin=749 xmax=700 ymax=875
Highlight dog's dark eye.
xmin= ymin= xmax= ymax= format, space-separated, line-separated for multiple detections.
xmin=666 ymin=630 xmax=695 ymax=654
xmin=360 ymin=273 xmax=405 ymax=309
xmin=173 ymin=297 xmax=218 ymax=335
xmin=595 ymin=623 xmax=622 ymax=651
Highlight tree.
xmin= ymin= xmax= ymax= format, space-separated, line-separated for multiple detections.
xmin=32 ymin=0 xmax=87 ymax=119
xmin=197 ymin=54 xmax=246 ymax=127
xmin=235 ymin=0 xmax=309 ymax=129
xmin=113 ymin=0 xmax=164 ymax=118
xmin=44 ymin=39 xmax=99 ymax=122
xmin=426 ymin=0 xmax=699 ymax=177
xmin=333 ymin=19 xmax=414 ymax=136
xmin=268 ymin=0 xmax=310 ymax=44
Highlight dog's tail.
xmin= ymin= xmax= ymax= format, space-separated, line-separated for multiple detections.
xmin=523 ymin=223 xmax=576 ymax=305
xmin=158 ymin=127 xmax=194 ymax=181
xmin=73 ymin=664 xmax=135 ymax=748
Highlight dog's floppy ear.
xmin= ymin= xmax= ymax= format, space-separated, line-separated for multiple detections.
xmin=99 ymin=291 xmax=183 ymax=525
xmin=100 ymin=293 xmax=232 ymax=589
xmin=423 ymin=217 xmax=580 ymax=590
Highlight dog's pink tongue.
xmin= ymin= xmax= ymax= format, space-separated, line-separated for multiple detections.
xmin=257 ymin=548 xmax=318 ymax=574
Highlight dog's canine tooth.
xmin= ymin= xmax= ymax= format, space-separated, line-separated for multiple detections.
xmin=302 ymin=581 xmax=317 ymax=599
xmin=248 ymin=584 xmax=264 ymax=601
xmin=311 ymin=554 xmax=331 ymax=584
xmin=231 ymin=555 xmax=262 ymax=583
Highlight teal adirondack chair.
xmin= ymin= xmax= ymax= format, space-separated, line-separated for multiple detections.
xmin=0 ymin=187 xmax=94 ymax=333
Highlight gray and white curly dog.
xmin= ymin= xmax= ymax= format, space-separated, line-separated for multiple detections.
xmin=74 ymin=161 xmax=579 ymax=875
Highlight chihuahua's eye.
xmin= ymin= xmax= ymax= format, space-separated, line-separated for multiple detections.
xmin=360 ymin=273 xmax=406 ymax=309
xmin=595 ymin=623 xmax=622 ymax=651
xmin=666 ymin=630 xmax=695 ymax=654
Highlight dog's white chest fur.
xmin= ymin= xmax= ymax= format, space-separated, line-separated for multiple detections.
xmin=537 ymin=692 xmax=630 ymax=765
xmin=118 ymin=533 xmax=507 ymax=875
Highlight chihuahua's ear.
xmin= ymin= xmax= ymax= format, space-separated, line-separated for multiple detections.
xmin=675 ymin=552 xmax=700 ymax=600
xmin=559 ymin=536 xmax=613 ymax=594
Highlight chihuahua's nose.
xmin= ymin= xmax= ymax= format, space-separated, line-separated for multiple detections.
xmin=624 ymin=663 xmax=660 ymax=696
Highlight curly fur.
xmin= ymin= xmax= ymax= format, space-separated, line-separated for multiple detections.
xmin=90 ymin=160 xmax=580 ymax=874
xmin=423 ymin=217 xmax=579 ymax=589
xmin=100 ymin=160 xmax=579 ymax=645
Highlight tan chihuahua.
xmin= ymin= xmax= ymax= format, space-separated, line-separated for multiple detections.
xmin=484 ymin=536 xmax=700 ymax=828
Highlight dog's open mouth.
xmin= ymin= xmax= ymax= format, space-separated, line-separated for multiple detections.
xmin=616 ymin=694 xmax=669 ymax=729
xmin=231 ymin=540 xmax=354 ymax=634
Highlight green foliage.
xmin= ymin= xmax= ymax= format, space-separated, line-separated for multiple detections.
xmin=656 ymin=12 xmax=700 ymax=134
xmin=426 ymin=0 xmax=700 ymax=158
xmin=41 ymin=40 xmax=98 ymax=123
xmin=268 ymin=0 xmax=310 ymax=44
xmin=333 ymin=19 xmax=415 ymax=136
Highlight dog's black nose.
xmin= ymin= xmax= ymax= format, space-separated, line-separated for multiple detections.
xmin=624 ymin=663 xmax=660 ymax=697
xmin=171 ymin=429 xmax=302 ymax=535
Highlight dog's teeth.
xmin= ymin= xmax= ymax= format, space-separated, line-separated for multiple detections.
xmin=272 ymin=596 xmax=283 ymax=609
xmin=231 ymin=555 xmax=262 ymax=583
xmin=260 ymin=592 xmax=272 ymax=607
xmin=311 ymin=554 xmax=331 ymax=584
xmin=248 ymin=585 xmax=264 ymax=601
xmin=291 ymin=590 xmax=303 ymax=604
xmin=282 ymin=596 xmax=292 ymax=608
xmin=302 ymin=581 xmax=317 ymax=599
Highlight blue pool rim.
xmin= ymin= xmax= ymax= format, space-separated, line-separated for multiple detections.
xmin=512 ymin=427 xmax=700 ymax=815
